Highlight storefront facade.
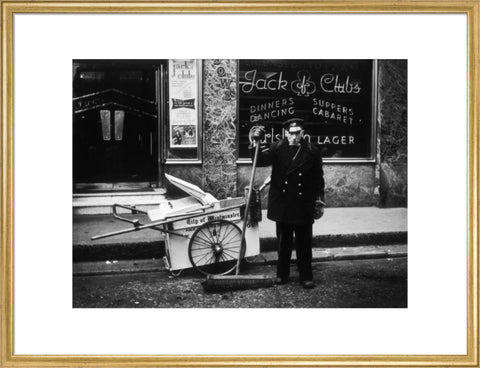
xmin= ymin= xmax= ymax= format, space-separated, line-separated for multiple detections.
xmin=73 ymin=59 xmax=407 ymax=214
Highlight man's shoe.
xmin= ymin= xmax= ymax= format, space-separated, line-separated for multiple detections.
xmin=301 ymin=280 xmax=315 ymax=289
xmin=274 ymin=277 xmax=289 ymax=285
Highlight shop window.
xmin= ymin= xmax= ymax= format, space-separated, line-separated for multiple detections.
xmin=238 ymin=59 xmax=377 ymax=162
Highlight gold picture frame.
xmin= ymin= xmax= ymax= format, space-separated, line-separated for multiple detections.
xmin=1 ymin=1 xmax=479 ymax=367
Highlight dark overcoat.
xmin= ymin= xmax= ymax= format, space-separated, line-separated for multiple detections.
xmin=251 ymin=138 xmax=325 ymax=225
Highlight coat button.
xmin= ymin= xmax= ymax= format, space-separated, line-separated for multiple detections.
xmin=285 ymin=181 xmax=288 ymax=184
xmin=298 ymin=173 xmax=302 ymax=176
xmin=299 ymin=192 xmax=303 ymax=196
xmin=298 ymin=183 xmax=302 ymax=187
xmin=282 ymin=189 xmax=286 ymax=193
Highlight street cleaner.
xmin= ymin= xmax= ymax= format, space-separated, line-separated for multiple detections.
xmin=250 ymin=118 xmax=326 ymax=289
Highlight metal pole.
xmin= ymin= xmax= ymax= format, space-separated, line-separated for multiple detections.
xmin=156 ymin=64 xmax=165 ymax=189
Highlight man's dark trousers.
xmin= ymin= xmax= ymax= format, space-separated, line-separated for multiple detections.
xmin=276 ymin=222 xmax=313 ymax=282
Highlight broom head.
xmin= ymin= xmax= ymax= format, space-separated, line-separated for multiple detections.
xmin=201 ymin=274 xmax=274 ymax=293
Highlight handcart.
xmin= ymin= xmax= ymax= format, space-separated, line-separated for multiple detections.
xmin=91 ymin=174 xmax=266 ymax=277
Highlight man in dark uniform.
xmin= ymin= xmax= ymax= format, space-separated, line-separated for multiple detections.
xmin=251 ymin=118 xmax=325 ymax=289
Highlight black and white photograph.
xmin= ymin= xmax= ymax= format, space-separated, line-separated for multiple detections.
xmin=72 ymin=59 xmax=408 ymax=308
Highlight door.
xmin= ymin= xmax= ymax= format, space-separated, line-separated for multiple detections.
xmin=73 ymin=60 xmax=163 ymax=191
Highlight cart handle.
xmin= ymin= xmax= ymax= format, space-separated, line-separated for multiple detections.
xmin=91 ymin=203 xmax=246 ymax=241
xmin=90 ymin=222 xmax=190 ymax=240
xmin=113 ymin=204 xmax=148 ymax=227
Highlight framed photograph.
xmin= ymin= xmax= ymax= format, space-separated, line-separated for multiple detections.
xmin=1 ymin=1 xmax=478 ymax=367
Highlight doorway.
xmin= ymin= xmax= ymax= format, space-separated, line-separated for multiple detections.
xmin=73 ymin=60 xmax=165 ymax=192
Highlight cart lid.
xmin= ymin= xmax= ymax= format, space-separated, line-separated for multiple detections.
xmin=148 ymin=196 xmax=205 ymax=221
xmin=164 ymin=173 xmax=218 ymax=206
xmin=147 ymin=174 xmax=218 ymax=221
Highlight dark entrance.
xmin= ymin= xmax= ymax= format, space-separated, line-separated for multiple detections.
xmin=73 ymin=60 xmax=164 ymax=191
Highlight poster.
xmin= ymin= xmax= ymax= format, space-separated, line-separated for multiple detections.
xmin=168 ymin=59 xmax=199 ymax=148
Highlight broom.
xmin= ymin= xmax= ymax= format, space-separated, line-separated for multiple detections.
xmin=201 ymin=142 xmax=274 ymax=293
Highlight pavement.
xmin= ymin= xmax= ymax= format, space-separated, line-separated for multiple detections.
xmin=73 ymin=207 xmax=407 ymax=276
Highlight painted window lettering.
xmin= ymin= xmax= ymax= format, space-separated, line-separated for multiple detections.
xmin=320 ymin=74 xmax=361 ymax=94
xmin=240 ymin=70 xmax=288 ymax=94
xmin=249 ymin=98 xmax=296 ymax=123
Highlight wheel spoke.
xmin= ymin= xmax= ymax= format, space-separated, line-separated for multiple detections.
xmin=223 ymin=245 xmax=240 ymax=253
xmin=219 ymin=224 xmax=237 ymax=244
xmin=207 ymin=253 xmax=216 ymax=265
xmin=215 ymin=221 xmax=223 ymax=244
xmin=221 ymin=236 xmax=241 ymax=248
xmin=191 ymin=237 xmax=214 ymax=249
xmin=221 ymin=251 xmax=235 ymax=261
xmin=191 ymin=238 xmax=214 ymax=248
xmin=223 ymin=246 xmax=241 ymax=253
xmin=191 ymin=248 xmax=212 ymax=256
xmin=197 ymin=230 xmax=215 ymax=245
xmin=222 ymin=231 xmax=241 ymax=246
xmin=193 ymin=233 xmax=215 ymax=248
xmin=192 ymin=254 xmax=211 ymax=261
xmin=193 ymin=251 xmax=213 ymax=264
xmin=205 ymin=223 xmax=217 ymax=244
xmin=223 ymin=248 xmax=240 ymax=257
xmin=196 ymin=232 xmax=215 ymax=245
xmin=220 ymin=253 xmax=229 ymax=262
xmin=221 ymin=239 xmax=242 ymax=248
xmin=221 ymin=254 xmax=236 ymax=263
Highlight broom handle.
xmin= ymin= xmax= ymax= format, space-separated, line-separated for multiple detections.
xmin=235 ymin=142 xmax=261 ymax=275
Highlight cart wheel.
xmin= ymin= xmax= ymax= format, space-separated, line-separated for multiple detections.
xmin=188 ymin=219 xmax=246 ymax=276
